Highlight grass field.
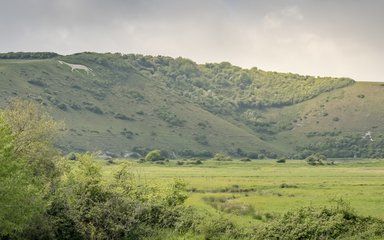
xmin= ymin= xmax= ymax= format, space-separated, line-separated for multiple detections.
xmin=98 ymin=158 xmax=384 ymax=227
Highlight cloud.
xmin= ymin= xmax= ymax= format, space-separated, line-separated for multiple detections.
xmin=263 ymin=6 xmax=303 ymax=29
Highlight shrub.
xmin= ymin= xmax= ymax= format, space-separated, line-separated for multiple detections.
xmin=240 ymin=158 xmax=251 ymax=162
xmin=67 ymin=152 xmax=77 ymax=160
xmin=276 ymin=158 xmax=286 ymax=163
xmin=213 ymin=153 xmax=232 ymax=161
xmin=145 ymin=149 xmax=162 ymax=162
xmin=155 ymin=107 xmax=185 ymax=127
xmin=194 ymin=134 xmax=209 ymax=145
xmin=256 ymin=201 xmax=384 ymax=240
xmin=47 ymin=155 xmax=193 ymax=239
xmin=305 ymin=153 xmax=327 ymax=165
xmin=201 ymin=217 xmax=240 ymax=240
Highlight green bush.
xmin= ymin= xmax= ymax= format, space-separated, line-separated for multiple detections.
xmin=213 ymin=153 xmax=232 ymax=161
xmin=46 ymin=155 xmax=193 ymax=239
xmin=155 ymin=107 xmax=185 ymax=127
xmin=256 ymin=201 xmax=384 ymax=240
xmin=145 ymin=149 xmax=163 ymax=162
xmin=305 ymin=153 xmax=327 ymax=165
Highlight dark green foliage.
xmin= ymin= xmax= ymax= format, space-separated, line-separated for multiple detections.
xmin=57 ymin=103 xmax=68 ymax=111
xmin=213 ymin=153 xmax=232 ymax=161
xmin=246 ymin=152 xmax=259 ymax=159
xmin=27 ymin=79 xmax=47 ymax=87
xmin=155 ymin=107 xmax=186 ymax=127
xmin=127 ymin=54 xmax=353 ymax=115
xmin=178 ymin=149 xmax=213 ymax=158
xmin=114 ymin=113 xmax=134 ymax=121
xmin=305 ymin=153 xmax=327 ymax=165
xmin=121 ymin=128 xmax=134 ymax=139
xmin=305 ymin=131 xmax=341 ymax=138
xmin=240 ymin=158 xmax=251 ymax=162
xmin=126 ymin=90 xmax=145 ymax=102
xmin=67 ymin=152 xmax=77 ymax=160
xmin=84 ymin=104 xmax=103 ymax=114
xmin=0 ymin=52 xmax=60 ymax=59
xmin=276 ymin=158 xmax=286 ymax=163
xmin=280 ymin=183 xmax=297 ymax=188
xmin=194 ymin=134 xmax=209 ymax=145
xmin=297 ymin=133 xmax=384 ymax=159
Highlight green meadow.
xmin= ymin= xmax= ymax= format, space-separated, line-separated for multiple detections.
xmin=100 ymin=158 xmax=384 ymax=224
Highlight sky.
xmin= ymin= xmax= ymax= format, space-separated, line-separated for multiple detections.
xmin=1 ymin=0 xmax=383 ymax=81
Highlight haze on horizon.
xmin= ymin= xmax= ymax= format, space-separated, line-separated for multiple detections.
xmin=1 ymin=0 xmax=383 ymax=82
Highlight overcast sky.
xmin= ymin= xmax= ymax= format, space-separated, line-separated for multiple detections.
xmin=1 ymin=0 xmax=383 ymax=81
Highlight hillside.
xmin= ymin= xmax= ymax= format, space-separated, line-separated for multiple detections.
xmin=267 ymin=82 xmax=384 ymax=158
xmin=0 ymin=52 xmax=383 ymax=158
xmin=0 ymin=53 xmax=278 ymax=157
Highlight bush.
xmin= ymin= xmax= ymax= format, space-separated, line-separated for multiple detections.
xmin=145 ymin=149 xmax=163 ymax=162
xmin=305 ymin=153 xmax=327 ymax=165
xmin=213 ymin=153 xmax=232 ymax=161
xmin=67 ymin=152 xmax=77 ymax=160
xmin=201 ymin=217 xmax=240 ymax=240
xmin=256 ymin=201 xmax=384 ymax=240
xmin=46 ymin=155 xmax=193 ymax=239
xmin=194 ymin=134 xmax=209 ymax=145
xmin=276 ymin=158 xmax=286 ymax=163
xmin=240 ymin=158 xmax=251 ymax=162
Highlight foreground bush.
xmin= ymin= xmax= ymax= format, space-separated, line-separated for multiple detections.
xmin=255 ymin=201 xmax=384 ymax=240
xmin=45 ymin=155 xmax=193 ymax=239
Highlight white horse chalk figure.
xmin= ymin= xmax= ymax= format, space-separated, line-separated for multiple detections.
xmin=58 ymin=60 xmax=94 ymax=75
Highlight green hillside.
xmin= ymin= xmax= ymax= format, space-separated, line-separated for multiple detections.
xmin=0 ymin=53 xmax=278 ymax=157
xmin=266 ymin=82 xmax=384 ymax=158
xmin=0 ymin=52 xmax=383 ymax=158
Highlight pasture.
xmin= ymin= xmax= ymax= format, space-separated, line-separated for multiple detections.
xmin=100 ymin=158 xmax=384 ymax=226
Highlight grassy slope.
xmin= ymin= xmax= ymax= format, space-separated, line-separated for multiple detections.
xmin=0 ymin=56 xmax=276 ymax=155
xmin=264 ymin=82 xmax=384 ymax=153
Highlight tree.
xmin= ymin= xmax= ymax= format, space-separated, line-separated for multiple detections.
xmin=0 ymin=115 xmax=47 ymax=237
xmin=2 ymin=99 xmax=63 ymax=180
xmin=0 ymin=99 xmax=62 ymax=238
xmin=145 ymin=149 xmax=162 ymax=162
xmin=305 ymin=153 xmax=327 ymax=165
